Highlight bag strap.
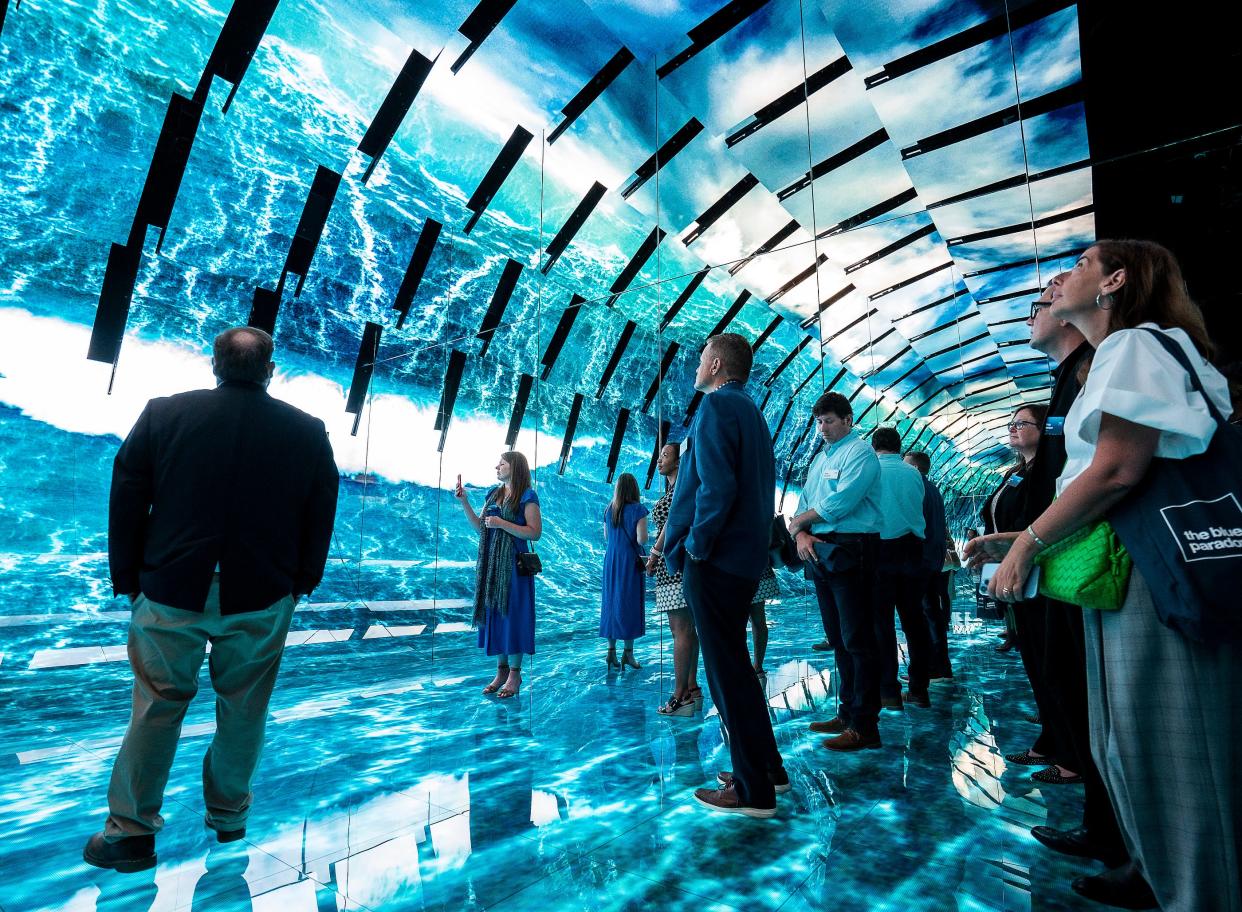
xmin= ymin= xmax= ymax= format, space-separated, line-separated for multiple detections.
xmin=1136 ymin=328 xmax=1229 ymax=427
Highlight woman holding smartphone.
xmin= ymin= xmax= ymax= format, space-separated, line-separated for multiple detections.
xmin=455 ymin=452 xmax=541 ymax=699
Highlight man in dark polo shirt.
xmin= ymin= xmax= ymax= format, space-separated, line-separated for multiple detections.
xmin=84 ymin=327 xmax=339 ymax=872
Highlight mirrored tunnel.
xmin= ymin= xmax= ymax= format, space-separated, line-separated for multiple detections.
xmin=0 ymin=0 xmax=1140 ymax=909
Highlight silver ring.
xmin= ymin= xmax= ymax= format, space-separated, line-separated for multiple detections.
xmin=1002 ymin=586 xmax=1013 ymax=594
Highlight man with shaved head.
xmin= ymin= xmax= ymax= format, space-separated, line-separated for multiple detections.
xmin=84 ymin=326 xmax=339 ymax=872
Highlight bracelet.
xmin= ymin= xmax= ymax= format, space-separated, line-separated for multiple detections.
xmin=649 ymin=548 xmax=661 ymax=556
xmin=1025 ymin=524 xmax=1048 ymax=549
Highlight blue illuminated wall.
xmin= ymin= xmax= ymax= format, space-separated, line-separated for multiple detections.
xmin=0 ymin=0 xmax=1092 ymax=628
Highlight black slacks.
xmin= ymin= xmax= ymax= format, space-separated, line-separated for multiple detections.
xmin=682 ymin=560 xmax=782 ymax=808
xmin=873 ymin=536 xmax=933 ymax=697
xmin=1014 ymin=598 xmax=1074 ymax=759
xmin=922 ymin=571 xmax=954 ymax=678
xmin=809 ymin=535 xmax=880 ymax=736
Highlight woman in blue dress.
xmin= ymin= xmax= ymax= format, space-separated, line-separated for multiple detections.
xmin=600 ymin=472 xmax=648 ymax=669
xmin=454 ymin=451 xmax=541 ymax=699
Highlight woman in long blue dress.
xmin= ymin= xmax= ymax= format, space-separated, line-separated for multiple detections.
xmin=600 ymin=472 xmax=648 ymax=669
xmin=454 ymin=451 xmax=541 ymax=699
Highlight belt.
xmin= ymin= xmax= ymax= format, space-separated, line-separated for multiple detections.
xmin=822 ymin=532 xmax=878 ymax=543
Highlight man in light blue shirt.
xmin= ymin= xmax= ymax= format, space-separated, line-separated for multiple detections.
xmin=787 ymin=392 xmax=883 ymax=752
xmin=870 ymin=427 xmax=933 ymax=709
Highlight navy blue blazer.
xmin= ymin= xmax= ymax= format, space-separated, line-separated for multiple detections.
xmin=663 ymin=382 xmax=775 ymax=581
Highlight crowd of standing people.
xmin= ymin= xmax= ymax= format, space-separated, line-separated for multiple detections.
xmin=86 ymin=239 xmax=1238 ymax=911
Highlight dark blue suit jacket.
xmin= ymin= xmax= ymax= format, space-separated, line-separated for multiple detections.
xmin=663 ymin=382 xmax=775 ymax=581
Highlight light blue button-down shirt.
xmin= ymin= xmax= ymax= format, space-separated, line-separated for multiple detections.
xmin=797 ymin=430 xmax=881 ymax=535
xmin=875 ymin=453 xmax=927 ymax=541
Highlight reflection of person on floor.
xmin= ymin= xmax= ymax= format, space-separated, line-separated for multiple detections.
xmin=456 ymin=452 xmax=541 ymax=700
xmin=192 ymin=845 xmax=253 ymax=912
xmin=662 ymin=333 xmax=785 ymax=818
xmin=600 ymin=472 xmax=648 ymax=670
xmin=647 ymin=442 xmax=703 ymax=715
xmin=84 ymin=327 xmax=340 ymax=874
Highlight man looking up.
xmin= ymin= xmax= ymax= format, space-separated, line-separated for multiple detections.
xmin=663 ymin=333 xmax=784 ymax=817
xmin=1018 ymin=279 xmax=1128 ymax=874
xmin=788 ymin=392 xmax=883 ymax=751
xmin=84 ymin=326 xmax=340 ymax=872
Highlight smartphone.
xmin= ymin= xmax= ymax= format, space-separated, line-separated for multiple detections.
xmin=978 ymin=563 xmax=1040 ymax=600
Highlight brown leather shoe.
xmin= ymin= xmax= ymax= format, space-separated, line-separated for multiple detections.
xmin=811 ymin=641 xmax=832 ymax=652
xmin=880 ymin=695 xmax=904 ymax=711
xmin=903 ymin=690 xmax=930 ymax=708
xmin=692 ymin=784 xmax=776 ymax=818
xmin=809 ymin=716 xmax=848 ymax=734
xmin=822 ymin=728 xmax=882 ymax=752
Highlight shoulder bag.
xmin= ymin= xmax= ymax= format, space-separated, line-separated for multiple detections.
xmin=1106 ymin=328 xmax=1242 ymax=643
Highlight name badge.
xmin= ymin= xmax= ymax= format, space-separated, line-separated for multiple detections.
xmin=1006 ymin=474 xmax=1023 ymax=488
xmin=1045 ymin=416 xmax=1065 ymax=436
xmin=823 ymin=469 xmax=840 ymax=480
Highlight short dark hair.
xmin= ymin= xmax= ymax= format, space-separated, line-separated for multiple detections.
xmin=705 ymin=333 xmax=753 ymax=383
xmin=905 ymin=450 xmax=931 ymax=475
xmin=871 ymin=426 xmax=902 ymax=453
xmin=812 ymin=391 xmax=851 ymax=420
xmin=213 ymin=327 xmax=273 ymax=383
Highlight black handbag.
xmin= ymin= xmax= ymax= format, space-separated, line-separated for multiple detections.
xmin=769 ymin=514 xmax=801 ymax=570
xmin=1107 ymin=329 xmax=1242 ymax=643
xmin=516 ymin=549 xmax=542 ymax=577
xmin=803 ymin=540 xmax=860 ymax=580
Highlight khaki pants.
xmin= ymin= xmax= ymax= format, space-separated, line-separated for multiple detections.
xmin=104 ymin=578 xmax=295 ymax=839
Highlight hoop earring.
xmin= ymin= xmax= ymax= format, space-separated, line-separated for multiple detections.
xmin=1095 ymin=292 xmax=1113 ymax=310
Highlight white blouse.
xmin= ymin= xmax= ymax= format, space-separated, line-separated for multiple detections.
xmin=1058 ymin=323 xmax=1232 ymax=492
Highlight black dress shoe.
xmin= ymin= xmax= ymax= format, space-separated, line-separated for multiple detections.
xmin=1071 ymin=862 xmax=1158 ymax=910
xmin=83 ymin=831 xmax=156 ymax=873
xmin=1031 ymin=825 xmax=1113 ymax=863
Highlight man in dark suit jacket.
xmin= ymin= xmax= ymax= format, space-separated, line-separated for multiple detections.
xmin=84 ymin=327 xmax=339 ymax=873
xmin=663 ymin=333 xmax=783 ymax=818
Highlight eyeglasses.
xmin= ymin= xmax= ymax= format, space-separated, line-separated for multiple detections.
xmin=1028 ymin=301 xmax=1049 ymax=321
xmin=1007 ymin=420 xmax=1039 ymax=432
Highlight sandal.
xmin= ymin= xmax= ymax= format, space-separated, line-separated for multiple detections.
xmin=657 ymin=694 xmax=695 ymax=717
xmin=1004 ymin=749 xmax=1051 ymax=766
xmin=483 ymin=664 xmax=510 ymax=695
xmin=1032 ymin=765 xmax=1083 ymax=785
xmin=621 ymin=651 xmax=642 ymax=670
xmin=497 ymin=669 xmax=522 ymax=699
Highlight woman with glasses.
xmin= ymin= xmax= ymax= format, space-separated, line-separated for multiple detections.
xmin=983 ymin=405 xmax=1079 ymax=785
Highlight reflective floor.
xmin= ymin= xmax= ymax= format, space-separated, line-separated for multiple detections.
xmin=0 ymin=588 xmax=1110 ymax=911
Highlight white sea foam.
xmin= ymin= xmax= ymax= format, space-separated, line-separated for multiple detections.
xmin=0 ymin=308 xmax=597 ymax=488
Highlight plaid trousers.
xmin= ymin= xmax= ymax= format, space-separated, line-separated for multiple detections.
xmin=1083 ymin=570 xmax=1240 ymax=911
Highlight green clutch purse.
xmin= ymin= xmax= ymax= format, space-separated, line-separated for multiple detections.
xmin=1034 ymin=520 xmax=1132 ymax=611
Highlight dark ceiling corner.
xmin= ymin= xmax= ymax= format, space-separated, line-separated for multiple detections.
xmin=1079 ymin=0 xmax=1242 ymax=365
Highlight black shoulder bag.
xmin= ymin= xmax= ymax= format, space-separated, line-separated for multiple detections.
xmin=1107 ymin=329 xmax=1242 ymax=643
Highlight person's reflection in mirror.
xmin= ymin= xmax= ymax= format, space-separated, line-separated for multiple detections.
xmin=600 ymin=472 xmax=649 ymax=670
xmin=192 ymin=844 xmax=253 ymax=912
xmin=455 ymin=452 xmax=542 ymax=700
xmin=647 ymin=442 xmax=704 ymax=716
